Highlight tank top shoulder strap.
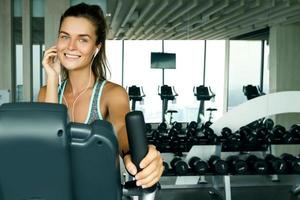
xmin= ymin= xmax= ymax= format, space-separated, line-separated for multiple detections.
xmin=58 ymin=80 xmax=67 ymax=104
xmin=86 ymin=79 xmax=106 ymax=124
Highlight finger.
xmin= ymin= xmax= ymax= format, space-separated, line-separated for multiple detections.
xmin=44 ymin=46 xmax=57 ymax=56
xmin=138 ymin=165 xmax=164 ymax=188
xmin=42 ymin=52 xmax=58 ymax=66
xmin=135 ymin=154 xmax=164 ymax=186
xmin=139 ymin=145 xmax=158 ymax=169
xmin=136 ymin=158 xmax=158 ymax=180
xmin=124 ymin=154 xmax=138 ymax=176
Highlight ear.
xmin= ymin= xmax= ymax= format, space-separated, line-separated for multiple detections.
xmin=94 ymin=48 xmax=99 ymax=57
xmin=94 ymin=44 xmax=101 ymax=57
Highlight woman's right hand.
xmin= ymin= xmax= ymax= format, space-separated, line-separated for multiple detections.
xmin=42 ymin=45 xmax=61 ymax=80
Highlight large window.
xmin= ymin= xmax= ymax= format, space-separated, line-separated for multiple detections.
xmin=205 ymin=40 xmax=226 ymax=121
xmin=106 ymin=40 xmax=123 ymax=85
xmin=228 ymin=41 xmax=262 ymax=110
xmin=164 ymin=40 xmax=205 ymax=123
xmin=123 ymin=40 xmax=162 ymax=122
xmin=263 ymin=41 xmax=270 ymax=94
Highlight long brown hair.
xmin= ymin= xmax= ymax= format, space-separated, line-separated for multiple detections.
xmin=59 ymin=3 xmax=110 ymax=81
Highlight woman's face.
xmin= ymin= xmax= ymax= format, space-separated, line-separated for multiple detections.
xmin=56 ymin=16 xmax=99 ymax=71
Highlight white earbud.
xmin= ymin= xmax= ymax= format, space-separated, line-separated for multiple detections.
xmin=94 ymin=48 xmax=99 ymax=58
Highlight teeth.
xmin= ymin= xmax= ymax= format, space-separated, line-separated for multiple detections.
xmin=65 ymin=53 xmax=80 ymax=58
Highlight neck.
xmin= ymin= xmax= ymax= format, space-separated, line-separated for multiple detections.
xmin=67 ymin=68 xmax=95 ymax=96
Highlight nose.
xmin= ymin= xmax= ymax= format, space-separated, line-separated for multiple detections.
xmin=67 ymin=38 xmax=77 ymax=51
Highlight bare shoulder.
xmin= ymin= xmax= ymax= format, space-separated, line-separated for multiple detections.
xmin=103 ymin=81 xmax=128 ymax=98
xmin=37 ymin=85 xmax=47 ymax=102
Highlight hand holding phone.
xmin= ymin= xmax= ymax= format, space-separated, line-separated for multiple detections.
xmin=42 ymin=46 xmax=61 ymax=83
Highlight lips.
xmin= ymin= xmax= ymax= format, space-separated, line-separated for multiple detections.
xmin=64 ymin=53 xmax=81 ymax=59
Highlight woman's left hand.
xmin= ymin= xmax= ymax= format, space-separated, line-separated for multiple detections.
xmin=124 ymin=145 xmax=164 ymax=188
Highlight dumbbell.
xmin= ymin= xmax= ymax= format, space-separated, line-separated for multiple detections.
xmin=168 ymin=121 xmax=182 ymax=138
xmin=145 ymin=123 xmax=152 ymax=133
xmin=185 ymin=121 xmax=199 ymax=148
xmin=238 ymin=126 xmax=257 ymax=144
xmin=290 ymin=124 xmax=300 ymax=139
xmin=221 ymin=127 xmax=240 ymax=150
xmin=226 ymin=155 xmax=248 ymax=175
xmin=188 ymin=156 xmax=208 ymax=175
xmin=202 ymin=127 xmax=219 ymax=144
xmin=170 ymin=157 xmax=189 ymax=176
xmin=187 ymin=121 xmax=198 ymax=132
xmin=270 ymin=125 xmax=286 ymax=141
xmin=280 ymin=153 xmax=300 ymax=173
xmin=245 ymin=155 xmax=268 ymax=174
xmin=208 ymin=155 xmax=228 ymax=175
xmin=262 ymin=118 xmax=275 ymax=130
xmin=255 ymin=126 xmax=271 ymax=143
xmin=271 ymin=124 xmax=296 ymax=144
xmin=162 ymin=161 xmax=170 ymax=175
xmin=157 ymin=122 xmax=168 ymax=133
xmin=264 ymin=154 xmax=286 ymax=174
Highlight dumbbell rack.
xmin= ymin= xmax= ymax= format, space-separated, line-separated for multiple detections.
xmin=147 ymin=122 xmax=300 ymax=200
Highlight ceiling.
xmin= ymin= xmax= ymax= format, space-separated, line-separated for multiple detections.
xmin=105 ymin=0 xmax=300 ymax=40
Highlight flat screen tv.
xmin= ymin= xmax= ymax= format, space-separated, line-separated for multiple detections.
xmin=151 ymin=52 xmax=176 ymax=69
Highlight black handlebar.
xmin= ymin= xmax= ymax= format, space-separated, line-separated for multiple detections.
xmin=125 ymin=111 xmax=158 ymax=195
xmin=125 ymin=111 xmax=149 ymax=171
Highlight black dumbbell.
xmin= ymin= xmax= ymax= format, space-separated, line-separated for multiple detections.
xmin=270 ymin=125 xmax=286 ymax=141
xmin=262 ymin=118 xmax=275 ymax=130
xmin=170 ymin=157 xmax=189 ymax=176
xmin=188 ymin=156 xmax=208 ymax=175
xmin=145 ymin=123 xmax=152 ymax=133
xmin=245 ymin=155 xmax=268 ymax=174
xmin=208 ymin=155 xmax=228 ymax=175
xmin=187 ymin=121 xmax=198 ymax=132
xmin=264 ymin=154 xmax=286 ymax=174
xmin=238 ymin=126 xmax=257 ymax=144
xmin=202 ymin=127 xmax=219 ymax=144
xmin=226 ymin=155 xmax=248 ymax=175
xmin=221 ymin=127 xmax=240 ymax=150
xmin=168 ymin=122 xmax=182 ymax=138
xmin=290 ymin=124 xmax=300 ymax=139
xmin=280 ymin=153 xmax=300 ymax=173
xmin=255 ymin=126 xmax=271 ymax=143
xmin=157 ymin=122 xmax=168 ymax=133
xmin=163 ymin=161 xmax=170 ymax=175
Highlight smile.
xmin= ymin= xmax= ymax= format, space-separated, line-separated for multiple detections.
xmin=64 ymin=53 xmax=81 ymax=59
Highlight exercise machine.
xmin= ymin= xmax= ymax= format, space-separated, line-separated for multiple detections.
xmin=128 ymin=85 xmax=145 ymax=111
xmin=194 ymin=85 xmax=216 ymax=125
xmin=158 ymin=85 xmax=178 ymax=123
xmin=0 ymin=102 xmax=157 ymax=200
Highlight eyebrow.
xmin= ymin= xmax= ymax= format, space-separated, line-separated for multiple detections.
xmin=59 ymin=31 xmax=92 ymax=38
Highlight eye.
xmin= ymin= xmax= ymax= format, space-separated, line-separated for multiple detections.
xmin=60 ymin=35 xmax=69 ymax=40
xmin=79 ymin=38 xmax=88 ymax=43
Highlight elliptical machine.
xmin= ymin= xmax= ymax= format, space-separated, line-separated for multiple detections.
xmin=194 ymin=85 xmax=216 ymax=127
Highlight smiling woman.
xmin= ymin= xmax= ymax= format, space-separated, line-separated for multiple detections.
xmin=38 ymin=2 xmax=163 ymax=189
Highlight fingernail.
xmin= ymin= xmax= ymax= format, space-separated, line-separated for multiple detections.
xmin=136 ymin=181 xmax=141 ymax=186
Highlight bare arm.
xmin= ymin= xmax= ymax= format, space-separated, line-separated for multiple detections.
xmin=105 ymin=83 xmax=130 ymax=156
xmin=38 ymin=45 xmax=61 ymax=103
xmin=104 ymin=83 xmax=163 ymax=188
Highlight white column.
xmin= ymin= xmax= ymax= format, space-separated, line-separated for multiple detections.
xmin=269 ymin=23 xmax=300 ymax=155
xmin=0 ymin=0 xmax=12 ymax=100
xmin=22 ymin=0 xmax=32 ymax=101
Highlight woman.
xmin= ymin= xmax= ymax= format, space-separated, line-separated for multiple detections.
xmin=38 ymin=3 xmax=163 ymax=188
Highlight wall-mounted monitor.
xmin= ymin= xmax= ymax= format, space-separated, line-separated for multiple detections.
xmin=151 ymin=52 xmax=176 ymax=69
